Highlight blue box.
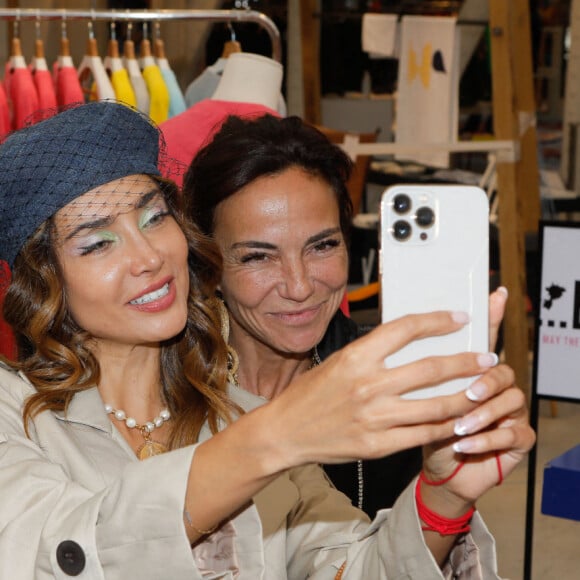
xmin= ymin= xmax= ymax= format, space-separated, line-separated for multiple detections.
xmin=542 ymin=444 xmax=580 ymax=521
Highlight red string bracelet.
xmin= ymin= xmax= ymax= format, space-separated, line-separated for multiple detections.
xmin=495 ymin=452 xmax=503 ymax=486
xmin=419 ymin=462 xmax=465 ymax=486
xmin=415 ymin=478 xmax=475 ymax=536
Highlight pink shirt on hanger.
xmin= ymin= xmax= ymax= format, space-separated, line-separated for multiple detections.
xmin=5 ymin=60 xmax=40 ymax=130
xmin=33 ymin=69 xmax=57 ymax=116
xmin=54 ymin=64 xmax=85 ymax=107
xmin=0 ymin=82 xmax=10 ymax=138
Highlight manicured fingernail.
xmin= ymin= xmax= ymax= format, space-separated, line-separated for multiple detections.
xmin=453 ymin=439 xmax=474 ymax=453
xmin=454 ymin=415 xmax=480 ymax=436
xmin=478 ymin=352 xmax=499 ymax=367
xmin=466 ymin=381 xmax=487 ymax=401
xmin=496 ymin=286 xmax=508 ymax=298
xmin=451 ymin=311 xmax=470 ymax=324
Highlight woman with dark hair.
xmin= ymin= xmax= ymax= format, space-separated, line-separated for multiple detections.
xmin=183 ymin=113 xmax=510 ymax=516
xmin=0 ymin=102 xmax=533 ymax=579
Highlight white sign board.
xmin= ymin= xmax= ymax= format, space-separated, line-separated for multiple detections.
xmin=536 ymin=223 xmax=580 ymax=398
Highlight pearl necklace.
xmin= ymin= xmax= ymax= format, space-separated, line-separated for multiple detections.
xmin=104 ymin=404 xmax=171 ymax=460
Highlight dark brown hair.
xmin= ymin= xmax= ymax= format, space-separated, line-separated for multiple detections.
xmin=183 ymin=114 xmax=354 ymax=239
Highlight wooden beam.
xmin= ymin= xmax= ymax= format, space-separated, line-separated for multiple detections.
xmin=488 ymin=0 xmax=531 ymax=397
xmin=511 ymin=0 xmax=542 ymax=234
xmin=300 ymin=0 xmax=321 ymax=124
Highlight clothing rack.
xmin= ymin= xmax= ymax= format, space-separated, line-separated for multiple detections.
xmin=314 ymin=12 xmax=488 ymax=26
xmin=0 ymin=8 xmax=282 ymax=63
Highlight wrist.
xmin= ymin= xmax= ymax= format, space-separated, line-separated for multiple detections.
xmin=418 ymin=477 xmax=474 ymax=519
xmin=419 ymin=464 xmax=474 ymax=516
xmin=415 ymin=478 xmax=475 ymax=536
xmin=237 ymin=401 xmax=302 ymax=475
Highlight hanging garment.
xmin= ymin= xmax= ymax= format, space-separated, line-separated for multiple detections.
xmin=157 ymin=58 xmax=186 ymax=118
xmin=212 ymin=53 xmax=283 ymax=112
xmin=140 ymin=39 xmax=169 ymax=124
xmin=0 ymin=82 xmax=11 ymax=138
xmin=395 ymin=16 xmax=459 ymax=168
xmin=159 ymin=99 xmax=278 ymax=187
xmin=31 ymin=67 xmax=57 ymax=119
xmin=31 ymin=56 xmax=57 ymax=117
xmin=109 ymin=65 xmax=137 ymax=108
xmin=77 ymin=37 xmax=115 ymax=102
xmin=30 ymin=37 xmax=57 ymax=117
xmin=184 ymin=32 xmax=241 ymax=106
xmin=141 ymin=62 xmax=170 ymax=123
xmin=104 ymin=40 xmax=137 ymax=108
xmin=361 ymin=13 xmax=399 ymax=58
xmin=53 ymin=33 xmax=84 ymax=107
xmin=55 ymin=62 xmax=85 ymax=107
xmin=183 ymin=23 xmax=242 ymax=106
xmin=185 ymin=57 xmax=287 ymax=116
xmin=6 ymin=54 xmax=40 ymax=130
xmin=184 ymin=58 xmax=227 ymax=107
xmin=153 ymin=37 xmax=186 ymax=119
xmin=123 ymin=39 xmax=150 ymax=115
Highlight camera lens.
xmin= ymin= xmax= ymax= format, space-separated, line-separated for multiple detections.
xmin=415 ymin=206 xmax=435 ymax=228
xmin=393 ymin=194 xmax=411 ymax=214
xmin=392 ymin=220 xmax=412 ymax=241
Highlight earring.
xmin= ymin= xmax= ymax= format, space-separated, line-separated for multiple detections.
xmin=208 ymin=295 xmax=239 ymax=386
xmin=207 ymin=295 xmax=230 ymax=342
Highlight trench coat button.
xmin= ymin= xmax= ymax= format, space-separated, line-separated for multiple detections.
xmin=56 ymin=540 xmax=86 ymax=576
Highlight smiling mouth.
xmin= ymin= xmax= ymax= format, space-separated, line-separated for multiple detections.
xmin=275 ymin=305 xmax=321 ymax=319
xmin=130 ymin=283 xmax=170 ymax=305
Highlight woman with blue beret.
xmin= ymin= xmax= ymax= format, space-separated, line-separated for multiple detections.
xmin=0 ymin=101 xmax=534 ymax=579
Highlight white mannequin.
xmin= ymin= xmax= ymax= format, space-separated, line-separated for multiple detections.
xmin=211 ymin=52 xmax=283 ymax=112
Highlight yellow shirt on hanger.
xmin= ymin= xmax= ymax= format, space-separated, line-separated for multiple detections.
xmin=141 ymin=60 xmax=169 ymax=124
xmin=110 ymin=67 xmax=137 ymax=109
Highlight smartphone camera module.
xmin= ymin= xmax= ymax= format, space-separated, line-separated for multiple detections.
xmin=393 ymin=194 xmax=411 ymax=214
xmin=415 ymin=206 xmax=435 ymax=229
xmin=392 ymin=220 xmax=412 ymax=241
xmin=382 ymin=187 xmax=439 ymax=246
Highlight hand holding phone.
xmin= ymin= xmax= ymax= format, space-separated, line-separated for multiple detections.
xmin=379 ymin=185 xmax=489 ymax=399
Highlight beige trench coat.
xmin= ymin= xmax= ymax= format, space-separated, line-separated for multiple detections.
xmin=0 ymin=364 xmax=502 ymax=579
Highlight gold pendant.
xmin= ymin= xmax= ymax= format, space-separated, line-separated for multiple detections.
xmin=137 ymin=440 xmax=168 ymax=460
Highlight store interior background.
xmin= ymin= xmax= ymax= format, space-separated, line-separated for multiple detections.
xmin=1 ymin=0 xmax=579 ymax=578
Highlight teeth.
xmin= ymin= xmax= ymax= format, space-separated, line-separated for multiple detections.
xmin=130 ymin=283 xmax=169 ymax=305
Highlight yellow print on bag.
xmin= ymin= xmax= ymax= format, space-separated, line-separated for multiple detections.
xmin=407 ymin=43 xmax=432 ymax=88
xmin=407 ymin=44 xmax=447 ymax=89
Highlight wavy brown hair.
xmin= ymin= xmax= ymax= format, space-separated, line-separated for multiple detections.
xmin=3 ymin=177 xmax=237 ymax=447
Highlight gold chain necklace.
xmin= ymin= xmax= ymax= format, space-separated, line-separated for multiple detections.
xmin=227 ymin=345 xmax=321 ymax=390
xmin=104 ymin=404 xmax=171 ymax=460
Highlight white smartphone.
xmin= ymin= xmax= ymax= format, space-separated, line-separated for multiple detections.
xmin=379 ymin=184 xmax=489 ymax=399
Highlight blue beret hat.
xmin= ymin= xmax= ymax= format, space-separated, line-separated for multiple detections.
xmin=0 ymin=101 xmax=161 ymax=267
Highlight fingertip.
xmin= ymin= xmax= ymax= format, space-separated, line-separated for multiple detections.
xmin=466 ymin=381 xmax=488 ymax=401
xmin=496 ymin=286 xmax=508 ymax=298
xmin=477 ymin=352 xmax=499 ymax=368
xmin=451 ymin=311 xmax=471 ymax=324
xmin=453 ymin=439 xmax=474 ymax=453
